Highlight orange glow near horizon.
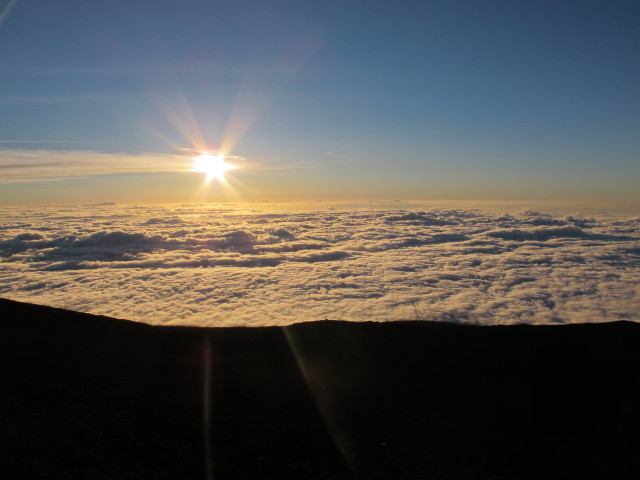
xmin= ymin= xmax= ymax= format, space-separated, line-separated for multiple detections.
xmin=192 ymin=153 xmax=237 ymax=183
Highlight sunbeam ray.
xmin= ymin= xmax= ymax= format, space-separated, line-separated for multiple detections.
xmin=0 ymin=0 xmax=19 ymax=28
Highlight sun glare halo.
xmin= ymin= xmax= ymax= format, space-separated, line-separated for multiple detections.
xmin=192 ymin=153 xmax=237 ymax=183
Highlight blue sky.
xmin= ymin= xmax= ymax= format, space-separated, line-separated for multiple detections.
xmin=0 ymin=0 xmax=638 ymax=204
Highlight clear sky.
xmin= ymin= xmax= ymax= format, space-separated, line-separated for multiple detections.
xmin=0 ymin=0 xmax=638 ymax=205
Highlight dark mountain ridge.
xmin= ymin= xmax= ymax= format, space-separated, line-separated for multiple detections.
xmin=2 ymin=297 xmax=640 ymax=479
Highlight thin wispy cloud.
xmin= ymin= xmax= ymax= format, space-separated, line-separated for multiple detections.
xmin=0 ymin=94 xmax=122 ymax=104
xmin=0 ymin=140 xmax=111 ymax=145
xmin=323 ymin=152 xmax=355 ymax=163
xmin=0 ymin=148 xmax=192 ymax=183
xmin=0 ymin=62 xmax=313 ymax=78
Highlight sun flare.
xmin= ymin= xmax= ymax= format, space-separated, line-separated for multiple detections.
xmin=192 ymin=153 xmax=236 ymax=183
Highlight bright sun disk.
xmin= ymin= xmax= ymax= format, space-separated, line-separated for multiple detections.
xmin=192 ymin=154 xmax=236 ymax=183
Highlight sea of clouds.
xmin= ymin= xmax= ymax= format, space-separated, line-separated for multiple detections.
xmin=1 ymin=202 xmax=638 ymax=326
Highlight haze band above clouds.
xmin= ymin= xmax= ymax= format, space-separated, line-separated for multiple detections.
xmin=1 ymin=203 xmax=638 ymax=326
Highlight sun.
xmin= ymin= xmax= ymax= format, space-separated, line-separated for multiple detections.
xmin=192 ymin=153 xmax=237 ymax=183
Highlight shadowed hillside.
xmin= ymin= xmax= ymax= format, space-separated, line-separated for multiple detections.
xmin=2 ymin=297 xmax=640 ymax=479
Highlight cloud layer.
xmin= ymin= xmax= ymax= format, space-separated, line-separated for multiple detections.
xmin=1 ymin=203 xmax=638 ymax=326
xmin=0 ymin=148 xmax=197 ymax=183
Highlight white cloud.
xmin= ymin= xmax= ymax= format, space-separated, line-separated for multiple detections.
xmin=0 ymin=203 xmax=638 ymax=326
xmin=0 ymin=148 xmax=195 ymax=183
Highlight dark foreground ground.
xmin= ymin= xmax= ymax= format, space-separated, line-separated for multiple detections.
xmin=2 ymin=298 xmax=640 ymax=479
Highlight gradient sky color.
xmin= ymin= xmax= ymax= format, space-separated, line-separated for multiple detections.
xmin=0 ymin=0 xmax=638 ymax=205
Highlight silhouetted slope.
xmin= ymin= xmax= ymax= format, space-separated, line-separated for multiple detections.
xmin=2 ymin=298 xmax=640 ymax=479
